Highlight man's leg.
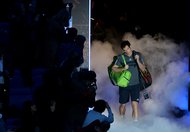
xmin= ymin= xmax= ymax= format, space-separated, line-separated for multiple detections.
xmin=119 ymin=87 xmax=129 ymax=117
xmin=131 ymin=101 xmax=139 ymax=121
xmin=119 ymin=103 xmax=126 ymax=117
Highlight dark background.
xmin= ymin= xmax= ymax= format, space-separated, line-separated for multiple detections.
xmin=0 ymin=0 xmax=190 ymax=42
xmin=91 ymin=0 xmax=190 ymax=43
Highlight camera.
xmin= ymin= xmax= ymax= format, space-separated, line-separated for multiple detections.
xmin=143 ymin=91 xmax=149 ymax=99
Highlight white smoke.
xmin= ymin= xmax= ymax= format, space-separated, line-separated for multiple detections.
xmin=91 ymin=32 xmax=190 ymax=131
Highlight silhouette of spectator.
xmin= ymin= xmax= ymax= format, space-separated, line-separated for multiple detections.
xmin=55 ymin=27 xmax=78 ymax=68
xmin=82 ymin=99 xmax=114 ymax=130
xmin=35 ymin=0 xmax=70 ymax=19
xmin=0 ymin=53 xmax=10 ymax=117
xmin=66 ymin=69 xmax=98 ymax=131
xmin=0 ymin=102 xmax=6 ymax=132
xmin=20 ymin=100 xmax=39 ymax=132
xmin=41 ymin=99 xmax=60 ymax=132
xmin=71 ymin=69 xmax=97 ymax=108
xmin=9 ymin=0 xmax=37 ymax=87
xmin=65 ymin=27 xmax=78 ymax=42
xmin=0 ymin=113 xmax=6 ymax=132
xmin=33 ymin=69 xmax=62 ymax=132
xmin=73 ymin=34 xmax=86 ymax=68
xmin=33 ymin=28 xmax=88 ymax=132
xmin=45 ymin=4 xmax=71 ymax=67
xmin=30 ymin=0 xmax=74 ymax=67
xmin=75 ymin=35 xmax=86 ymax=48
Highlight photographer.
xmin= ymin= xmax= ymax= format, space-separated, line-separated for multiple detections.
xmin=82 ymin=99 xmax=114 ymax=131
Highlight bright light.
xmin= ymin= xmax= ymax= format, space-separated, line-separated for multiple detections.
xmin=88 ymin=0 xmax=91 ymax=70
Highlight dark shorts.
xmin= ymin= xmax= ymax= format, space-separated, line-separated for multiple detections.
xmin=119 ymin=84 xmax=140 ymax=104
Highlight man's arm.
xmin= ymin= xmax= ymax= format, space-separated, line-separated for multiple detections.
xmin=112 ymin=64 xmax=129 ymax=72
xmin=105 ymin=102 xmax=114 ymax=123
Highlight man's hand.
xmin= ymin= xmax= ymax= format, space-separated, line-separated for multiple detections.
xmin=135 ymin=54 xmax=146 ymax=71
xmin=105 ymin=102 xmax=111 ymax=108
xmin=134 ymin=54 xmax=140 ymax=61
xmin=123 ymin=65 xmax=129 ymax=70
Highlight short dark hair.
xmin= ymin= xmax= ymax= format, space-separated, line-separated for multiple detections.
xmin=93 ymin=99 xmax=106 ymax=113
xmin=120 ymin=40 xmax=131 ymax=49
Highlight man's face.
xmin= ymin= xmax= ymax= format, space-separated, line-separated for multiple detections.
xmin=123 ymin=45 xmax=131 ymax=54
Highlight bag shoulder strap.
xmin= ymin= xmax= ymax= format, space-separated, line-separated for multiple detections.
xmin=132 ymin=50 xmax=139 ymax=58
xmin=132 ymin=50 xmax=141 ymax=70
xmin=121 ymin=54 xmax=126 ymax=65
